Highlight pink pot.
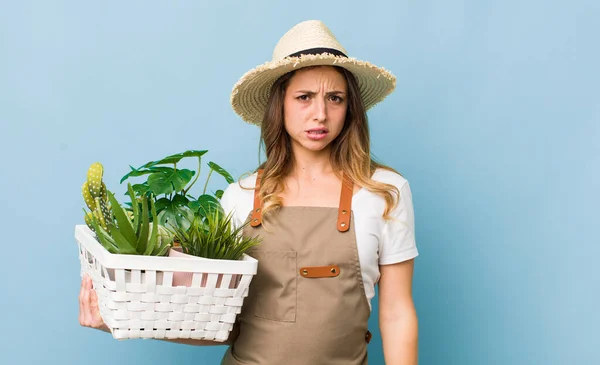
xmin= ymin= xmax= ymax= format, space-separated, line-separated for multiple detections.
xmin=167 ymin=247 xmax=241 ymax=288
xmin=168 ymin=247 xmax=206 ymax=287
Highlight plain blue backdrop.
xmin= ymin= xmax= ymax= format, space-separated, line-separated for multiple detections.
xmin=1 ymin=1 xmax=598 ymax=364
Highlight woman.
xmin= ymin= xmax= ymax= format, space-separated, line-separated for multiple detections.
xmin=79 ymin=20 xmax=418 ymax=364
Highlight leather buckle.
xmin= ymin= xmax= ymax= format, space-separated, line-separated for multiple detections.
xmin=299 ymin=265 xmax=340 ymax=278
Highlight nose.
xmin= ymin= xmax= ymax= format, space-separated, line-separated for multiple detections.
xmin=312 ymin=97 xmax=327 ymax=122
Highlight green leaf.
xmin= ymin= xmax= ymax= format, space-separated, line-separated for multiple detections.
xmin=141 ymin=150 xmax=208 ymax=168
xmin=157 ymin=194 xmax=194 ymax=232
xmin=88 ymin=210 xmax=119 ymax=254
xmin=147 ymin=169 xmax=194 ymax=195
xmin=131 ymin=183 xmax=150 ymax=196
xmin=153 ymin=239 xmax=171 ymax=256
xmin=214 ymin=190 xmax=224 ymax=199
xmin=108 ymin=224 xmax=138 ymax=254
xmin=154 ymin=197 xmax=171 ymax=212
xmin=188 ymin=194 xmax=223 ymax=219
xmin=120 ymin=165 xmax=152 ymax=184
xmin=127 ymin=183 xmax=140 ymax=234
xmin=152 ymin=225 xmax=172 ymax=256
xmin=136 ymin=195 xmax=149 ymax=253
xmin=107 ymin=191 xmax=137 ymax=245
xmin=146 ymin=198 xmax=159 ymax=255
xmin=208 ymin=162 xmax=234 ymax=184
xmin=120 ymin=165 xmax=176 ymax=184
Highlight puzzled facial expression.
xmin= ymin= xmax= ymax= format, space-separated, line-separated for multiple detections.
xmin=283 ymin=66 xmax=348 ymax=153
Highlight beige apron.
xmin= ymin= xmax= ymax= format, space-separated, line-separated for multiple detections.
xmin=221 ymin=170 xmax=372 ymax=365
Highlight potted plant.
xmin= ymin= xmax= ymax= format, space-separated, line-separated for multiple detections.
xmin=75 ymin=155 xmax=259 ymax=342
xmin=167 ymin=211 xmax=262 ymax=287
xmin=118 ymin=149 xmax=261 ymax=286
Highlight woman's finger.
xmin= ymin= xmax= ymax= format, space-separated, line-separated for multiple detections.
xmin=85 ymin=276 xmax=104 ymax=328
xmin=82 ymin=276 xmax=92 ymax=326
xmin=78 ymin=278 xmax=86 ymax=325
xmin=90 ymin=289 xmax=104 ymax=327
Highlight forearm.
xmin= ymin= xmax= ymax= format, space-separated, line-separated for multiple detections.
xmin=380 ymin=306 xmax=418 ymax=365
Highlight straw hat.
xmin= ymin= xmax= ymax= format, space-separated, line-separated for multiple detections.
xmin=230 ymin=20 xmax=397 ymax=125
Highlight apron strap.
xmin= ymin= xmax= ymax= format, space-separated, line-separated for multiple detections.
xmin=250 ymin=169 xmax=264 ymax=227
xmin=337 ymin=172 xmax=353 ymax=232
xmin=250 ymin=168 xmax=354 ymax=232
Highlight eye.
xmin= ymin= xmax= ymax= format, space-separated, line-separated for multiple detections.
xmin=329 ymin=95 xmax=344 ymax=103
xmin=297 ymin=94 xmax=310 ymax=101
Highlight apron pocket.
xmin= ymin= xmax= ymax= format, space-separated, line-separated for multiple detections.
xmin=249 ymin=250 xmax=297 ymax=322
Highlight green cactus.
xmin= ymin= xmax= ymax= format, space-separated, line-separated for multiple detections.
xmin=82 ymin=162 xmax=112 ymax=232
xmin=82 ymin=182 xmax=95 ymax=211
xmin=100 ymin=182 xmax=108 ymax=200
xmin=87 ymin=162 xmax=104 ymax=198
xmin=84 ymin=211 xmax=94 ymax=227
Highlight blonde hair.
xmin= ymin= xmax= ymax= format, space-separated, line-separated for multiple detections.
xmin=240 ymin=66 xmax=401 ymax=222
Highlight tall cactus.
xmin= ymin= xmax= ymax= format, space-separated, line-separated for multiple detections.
xmin=82 ymin=162 xmax=112 ymax=232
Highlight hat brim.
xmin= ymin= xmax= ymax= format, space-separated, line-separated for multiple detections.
xmin=230 ymin=53 xmax=396 ymax=125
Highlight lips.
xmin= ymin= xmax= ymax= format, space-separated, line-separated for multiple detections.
xmin=306 ymin=128 xmax=329 ymax=141
xmin=306 ymin=128 xmax=328 ymax=134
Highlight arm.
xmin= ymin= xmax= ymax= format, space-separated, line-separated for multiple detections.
xmin=79 ymin=275 xmax=231 ymax=346
xmin=378 ymin=259 xmax=418 ymax=365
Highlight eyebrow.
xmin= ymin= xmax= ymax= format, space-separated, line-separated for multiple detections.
xmin=293 ymin=90 xmax=347 ymax=96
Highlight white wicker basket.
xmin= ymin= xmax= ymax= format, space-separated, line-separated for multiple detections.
xmin=74 ymin=224 xmax=258 ymax=341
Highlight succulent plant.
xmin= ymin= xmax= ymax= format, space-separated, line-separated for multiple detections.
xmin=168 ymin=211 xmax=262 ymax=260
xmin=82 ymin=162 xmax=111 ymax=232
xmin=87 ymin=183 xmax=173 ymax=255
xmin=82 ymin=162 xmax=173 ymax=256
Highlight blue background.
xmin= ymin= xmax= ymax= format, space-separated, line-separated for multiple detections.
xmin=1 ymin=1 xmax=598 ymax=364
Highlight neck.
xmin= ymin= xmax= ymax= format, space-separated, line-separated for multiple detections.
xmin=289 ymin=145 xmax=335 ymax=181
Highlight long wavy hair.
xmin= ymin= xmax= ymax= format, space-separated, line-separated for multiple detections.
xmin=240 ymin=65 xmax=401 ymax=221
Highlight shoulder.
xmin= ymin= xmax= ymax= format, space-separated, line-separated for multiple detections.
xmin=220 ymin=171 xmax=258 ymax=221
xmin=221 ymin=172 xmax=258 ymax=205
xmin=222 ymin=172 xmax=258 ymax=197
xmin=370 ymin=168 xmax=409 ymax=192
xmin=354 ymin=168 xmax=413 ymax=218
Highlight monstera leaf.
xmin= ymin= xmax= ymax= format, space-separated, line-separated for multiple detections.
xmin=208 ymin=162 xmax=234 ymax=184
xmin=189 ymin=194 xmax=223 ymax=219
xmin=121 ymin=166 xmax=179 ymax=184
xmin=156 ymin=194 xmax=195 ymax=231
xmin=131 ymin=182 xmax=150 ymax=196
xmin=142 ymin=150 xmax=208 ymax=168
xmin=147 ymin=168 xmax=194 ymax=195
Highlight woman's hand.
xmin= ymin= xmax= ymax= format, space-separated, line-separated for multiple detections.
xmin=79 ymin=274 xmax=109 ymax=332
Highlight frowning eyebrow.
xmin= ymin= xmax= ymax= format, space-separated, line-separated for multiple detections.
xmin=293 ymin=90 xmax=347 ymax=96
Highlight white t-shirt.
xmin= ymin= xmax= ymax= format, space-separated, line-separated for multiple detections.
xmin=220 ymin=168 xmax=418 ymax=310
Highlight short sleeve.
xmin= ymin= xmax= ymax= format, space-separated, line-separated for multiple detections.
xmin=379 ymin=181 xmax=419 ymax=265
xmin=220 ymin=182 xmax=242 ymax=229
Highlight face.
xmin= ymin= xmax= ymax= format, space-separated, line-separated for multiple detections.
xmin=283 ymin=66 xmax=348 ymax=154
